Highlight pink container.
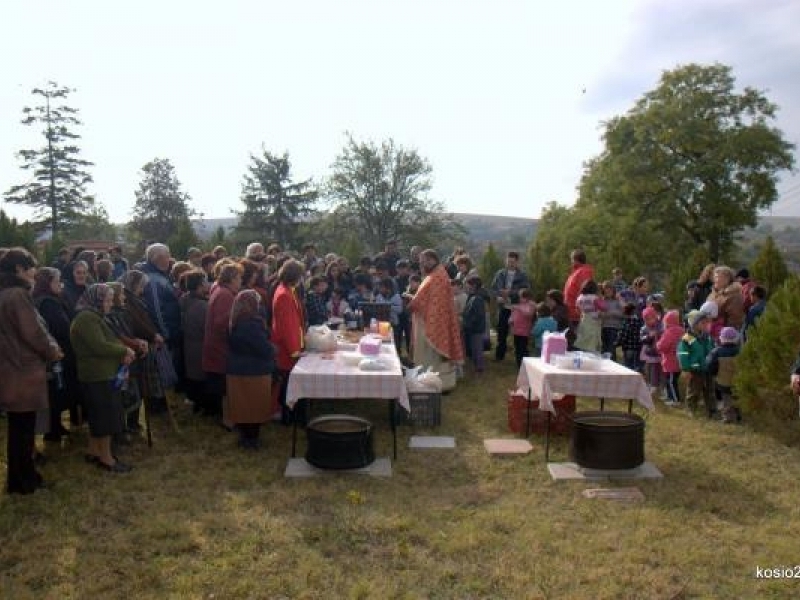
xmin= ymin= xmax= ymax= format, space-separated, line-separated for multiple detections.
xmin=358 ymin=336 xmax=381 ymax=356
xmin=542 ymin=332 xmax=567 ymax=365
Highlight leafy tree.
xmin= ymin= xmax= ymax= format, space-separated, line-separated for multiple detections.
xmin=129 ymin=158 xmax=196 ymax=249
xmin=751 ymin=235 xmax=789 ymax=294
xmin=0 ymin=210 xmax=36 ymax=250
xmin=735 ymin=276 xmax=800 ymax=444
xmin=236 ymin=148 xmax=318 ymax=250
xmin=526 ymin=238 xmax=560 ymax=300
xmin=580 ymin=63 xmax=795 ymax=262
xmin=67 ymin=203 xmax=117 ymax=241
xmin=4 ymin=81 xmax=95 ymax=235
xmin=328 ymin=134 xmax=465 ymax=253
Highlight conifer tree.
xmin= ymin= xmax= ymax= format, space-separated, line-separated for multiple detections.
xmin=4 ymin=81 xmax=94 ymax=235
xmin=751 ymin=235 xmax=789 ymax=294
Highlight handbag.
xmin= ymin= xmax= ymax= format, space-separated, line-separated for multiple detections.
xmin=154 ymin=345 xmax=179 ymax=388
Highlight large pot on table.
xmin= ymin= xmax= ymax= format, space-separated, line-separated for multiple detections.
xmin=570 ymin=411 xmax=645 ymax=470
xmin=306 ymin=414 xmax=375 ymax=469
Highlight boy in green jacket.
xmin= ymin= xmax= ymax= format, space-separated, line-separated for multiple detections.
xmin=677 ymin=310 xmax=715 ymax=418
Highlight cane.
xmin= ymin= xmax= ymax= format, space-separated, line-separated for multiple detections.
xmin=143 ymin=396 xmax=153 ymax=448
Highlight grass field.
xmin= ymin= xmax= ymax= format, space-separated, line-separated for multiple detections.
xmin=1 ymin=359 xmax=800 ymax=599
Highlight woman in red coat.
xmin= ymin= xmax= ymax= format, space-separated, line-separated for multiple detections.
xmin=201 ymin=263 xmax=242 ymax=419
xmin=271 ymin=259 xmax=306 ymax=425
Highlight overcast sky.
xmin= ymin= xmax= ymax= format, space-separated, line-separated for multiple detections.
xmin=1 ymin=0 xmax=798 ymax=224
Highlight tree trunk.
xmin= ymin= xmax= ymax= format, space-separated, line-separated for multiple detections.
xmin=46 ymin=94 xmax=57 ymax=236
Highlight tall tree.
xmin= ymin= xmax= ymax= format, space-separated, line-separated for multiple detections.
xmin=0 ymin=210 xmax=36 ymax=250
xmin=4 ymin=81 xmax=94 ymax=235
xmin=328 ymin=134 xmax=465 ymax=253
xmin=236 ymin=148 xmax=318 ymax=250
xmin=751 ymin=235 xmax=789 ymax=294
xmin=68 ymin=203 xmax=117 ymax=241
xmin=129 ymin=158 xmax=196 ymax=248
xmin=580 ymin=63 xmax=795 ymax=262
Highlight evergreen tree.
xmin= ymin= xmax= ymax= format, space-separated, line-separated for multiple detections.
xmin=0 ymin=210 xmax=36 ymax=250
xmin=751 ymin=235 xmax=789 ymax=294
xmin=4 ymin=81 xmax=94 ymax=235
xmin=479 ymin=243 xmax=504 ymax=324
xmin=129 ymin=158 xmax=196 ymax=247
xmin=236 ymin=148 xmax=318 ymax=250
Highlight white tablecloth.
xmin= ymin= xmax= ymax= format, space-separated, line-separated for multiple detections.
xmin=286 ymin=343 xmax=410 ymax=411
xmin=516 ymin=357 xmax=655 ymax=414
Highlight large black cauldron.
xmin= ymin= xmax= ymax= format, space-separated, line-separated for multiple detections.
xmin=306 ymin=415 xmax=375 ymax=470
xmin=570 ymin=411 xmax=645 ymax=470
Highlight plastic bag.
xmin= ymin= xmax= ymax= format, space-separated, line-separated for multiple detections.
xmin=404 ymin=366 xmax=443 ymax=392
xmin=306 ymin=325 xmax=337 ymax=352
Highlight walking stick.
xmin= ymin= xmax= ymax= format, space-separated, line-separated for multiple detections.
xmin=143 ymin=396 xmax=153 ymax=448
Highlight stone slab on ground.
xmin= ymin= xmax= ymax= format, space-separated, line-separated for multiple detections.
xmin=409 ymin=436 xmax=456 ymax=449
xmin=483 ymin=439 xmax=534 ymax=456
xmin=548 ymin=461 xmax=663 ymax=481
xmin=285 ymin=457 xmax=392 ymax=478
xmin=582 ymin=487 xmax=645 ymax=502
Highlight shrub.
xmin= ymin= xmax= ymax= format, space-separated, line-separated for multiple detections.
xmin=735 ymin=276 xmax=800 ymax=436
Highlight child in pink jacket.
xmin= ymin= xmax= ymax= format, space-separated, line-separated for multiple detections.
xmin=509 ymin=289 xmax=536 ymax=368
xmin=656 ymin=309 xmax=683 ymax=407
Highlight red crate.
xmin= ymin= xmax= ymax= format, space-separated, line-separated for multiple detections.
xmin=507 ymin=391 xmax=575 ymax=435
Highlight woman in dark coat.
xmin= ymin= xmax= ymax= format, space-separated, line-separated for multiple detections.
xmin=61 ymin=260 xmax=90 ymax=317
xmin=70 ymin=284 xmax=136 ymax=472
xmin=120 ymin=270 xmax=165 ymax=419
xmin=179 ymin=270 xmax=210 ymax=414
xmin=227 ymin=290 xmax=275 ymax=449
xmin=0 ymin=248 xmax=63 ymax=494
xmin=32 ymin=267 xmax=77 ymax=442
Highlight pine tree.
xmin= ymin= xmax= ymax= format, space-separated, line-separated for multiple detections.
xmin=751 ymin=235 xmax=789 ymax=294
xmin=4 ymin=81 xmax=94 ymax=235
xmin=0 ymin=210 xmax=36 ymax=250
xmin=236 ymin=148 xmax=318 ymax=250
xmin=129 ymin=158 xmax=196 ymax=247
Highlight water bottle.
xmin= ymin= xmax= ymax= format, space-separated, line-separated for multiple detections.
xmin=356 ymin=309 xmax=363 ymax=331
xmin=113 ymin=365 xmax=129 ymax=391
xmin=369 ymin=318 xmax=378 ymax=334
xmin=52 ymin=361 xmax=64 ymax=390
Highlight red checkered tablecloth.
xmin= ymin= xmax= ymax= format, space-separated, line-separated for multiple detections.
xmin=516 ymin=357 xmax=654 ymax=414
xmin=286 ymin=344 xmax=410 ymax=411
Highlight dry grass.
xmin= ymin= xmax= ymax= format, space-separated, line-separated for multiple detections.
xmin=2 ymin=360 xmax=800 ymax=599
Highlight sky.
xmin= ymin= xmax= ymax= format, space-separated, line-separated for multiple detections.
xmin=1 ymin=0 xmax=799 ymax=225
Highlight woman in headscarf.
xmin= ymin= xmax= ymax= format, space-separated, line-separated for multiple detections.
xmin=32 ymin=267 xmax=77 ymax=442
xmin=105 ymin=282 xmax=149 ymax=439
xmin=70 ymin=284 xmax=136 ymax=472
xmin=226 ymin=290 xmax=275 ymax=449
xmin=179 ymin=270 xmax=210 ymax=414
xmin=61 ymin=260 xmax=90 ymax=317
xmin=0 ymin=249 xmax=63 ymax=494
xmin=120 ymin=270 xmax=165 ymax=422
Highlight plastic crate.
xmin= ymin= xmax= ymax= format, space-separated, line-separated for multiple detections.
xmin=507 ymin=391 xmax=575 ymax=435
xmin=395 ymin=391 xmax=442 ymax=427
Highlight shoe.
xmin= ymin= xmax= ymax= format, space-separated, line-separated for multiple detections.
xmin=96 ymin=460 xmax=133 ymax=473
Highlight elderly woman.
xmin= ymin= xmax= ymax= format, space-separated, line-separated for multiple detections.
xmin=202 ymin=262 xmax=243 ymax=421
xmin=227 ymin=290 xmax=275 ymax=449
xmin=271 ymin=259 xmax=306 ymax=425
xmin=707 ymin=266 xmax=745 ymax=336
xmin=179 ymin=270 xmax=210 ymax=414
xmin=70 ymin=284 xmax=136 ymax=472
xmin=0 ymin=249 xmax=63 ymax=494
xmin=32 ymin=267 xmax=77 ymax=442
xmin=61 ymin=260 xmax=90 ymax=316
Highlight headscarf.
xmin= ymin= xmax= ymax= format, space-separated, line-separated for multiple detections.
xmin=120 ymin=270 xmax=149 ymax=295
xmin=106 ymin=282 xmax=125 ymax=308
xmin=62 ymin=260 xmax=89 ymax=290
xmin=76 ymin=283 xmax=113 ymax=314
xmin=32 ymin=267 xmax=61 ymax=299
xmin=229 ymin=289 xmax=262 ymax=332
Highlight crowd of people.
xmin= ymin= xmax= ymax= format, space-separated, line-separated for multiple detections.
xmin=0 ymin=238 xmax=781 ymax=495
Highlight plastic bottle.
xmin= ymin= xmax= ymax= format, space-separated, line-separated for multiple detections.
xmin=51 ymin=361 xmax=64 ymax=390
xmin=113 ymin=365 xmax=129 ymax=391
xmin=369 ymin=317 xmax=378 ymax=334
